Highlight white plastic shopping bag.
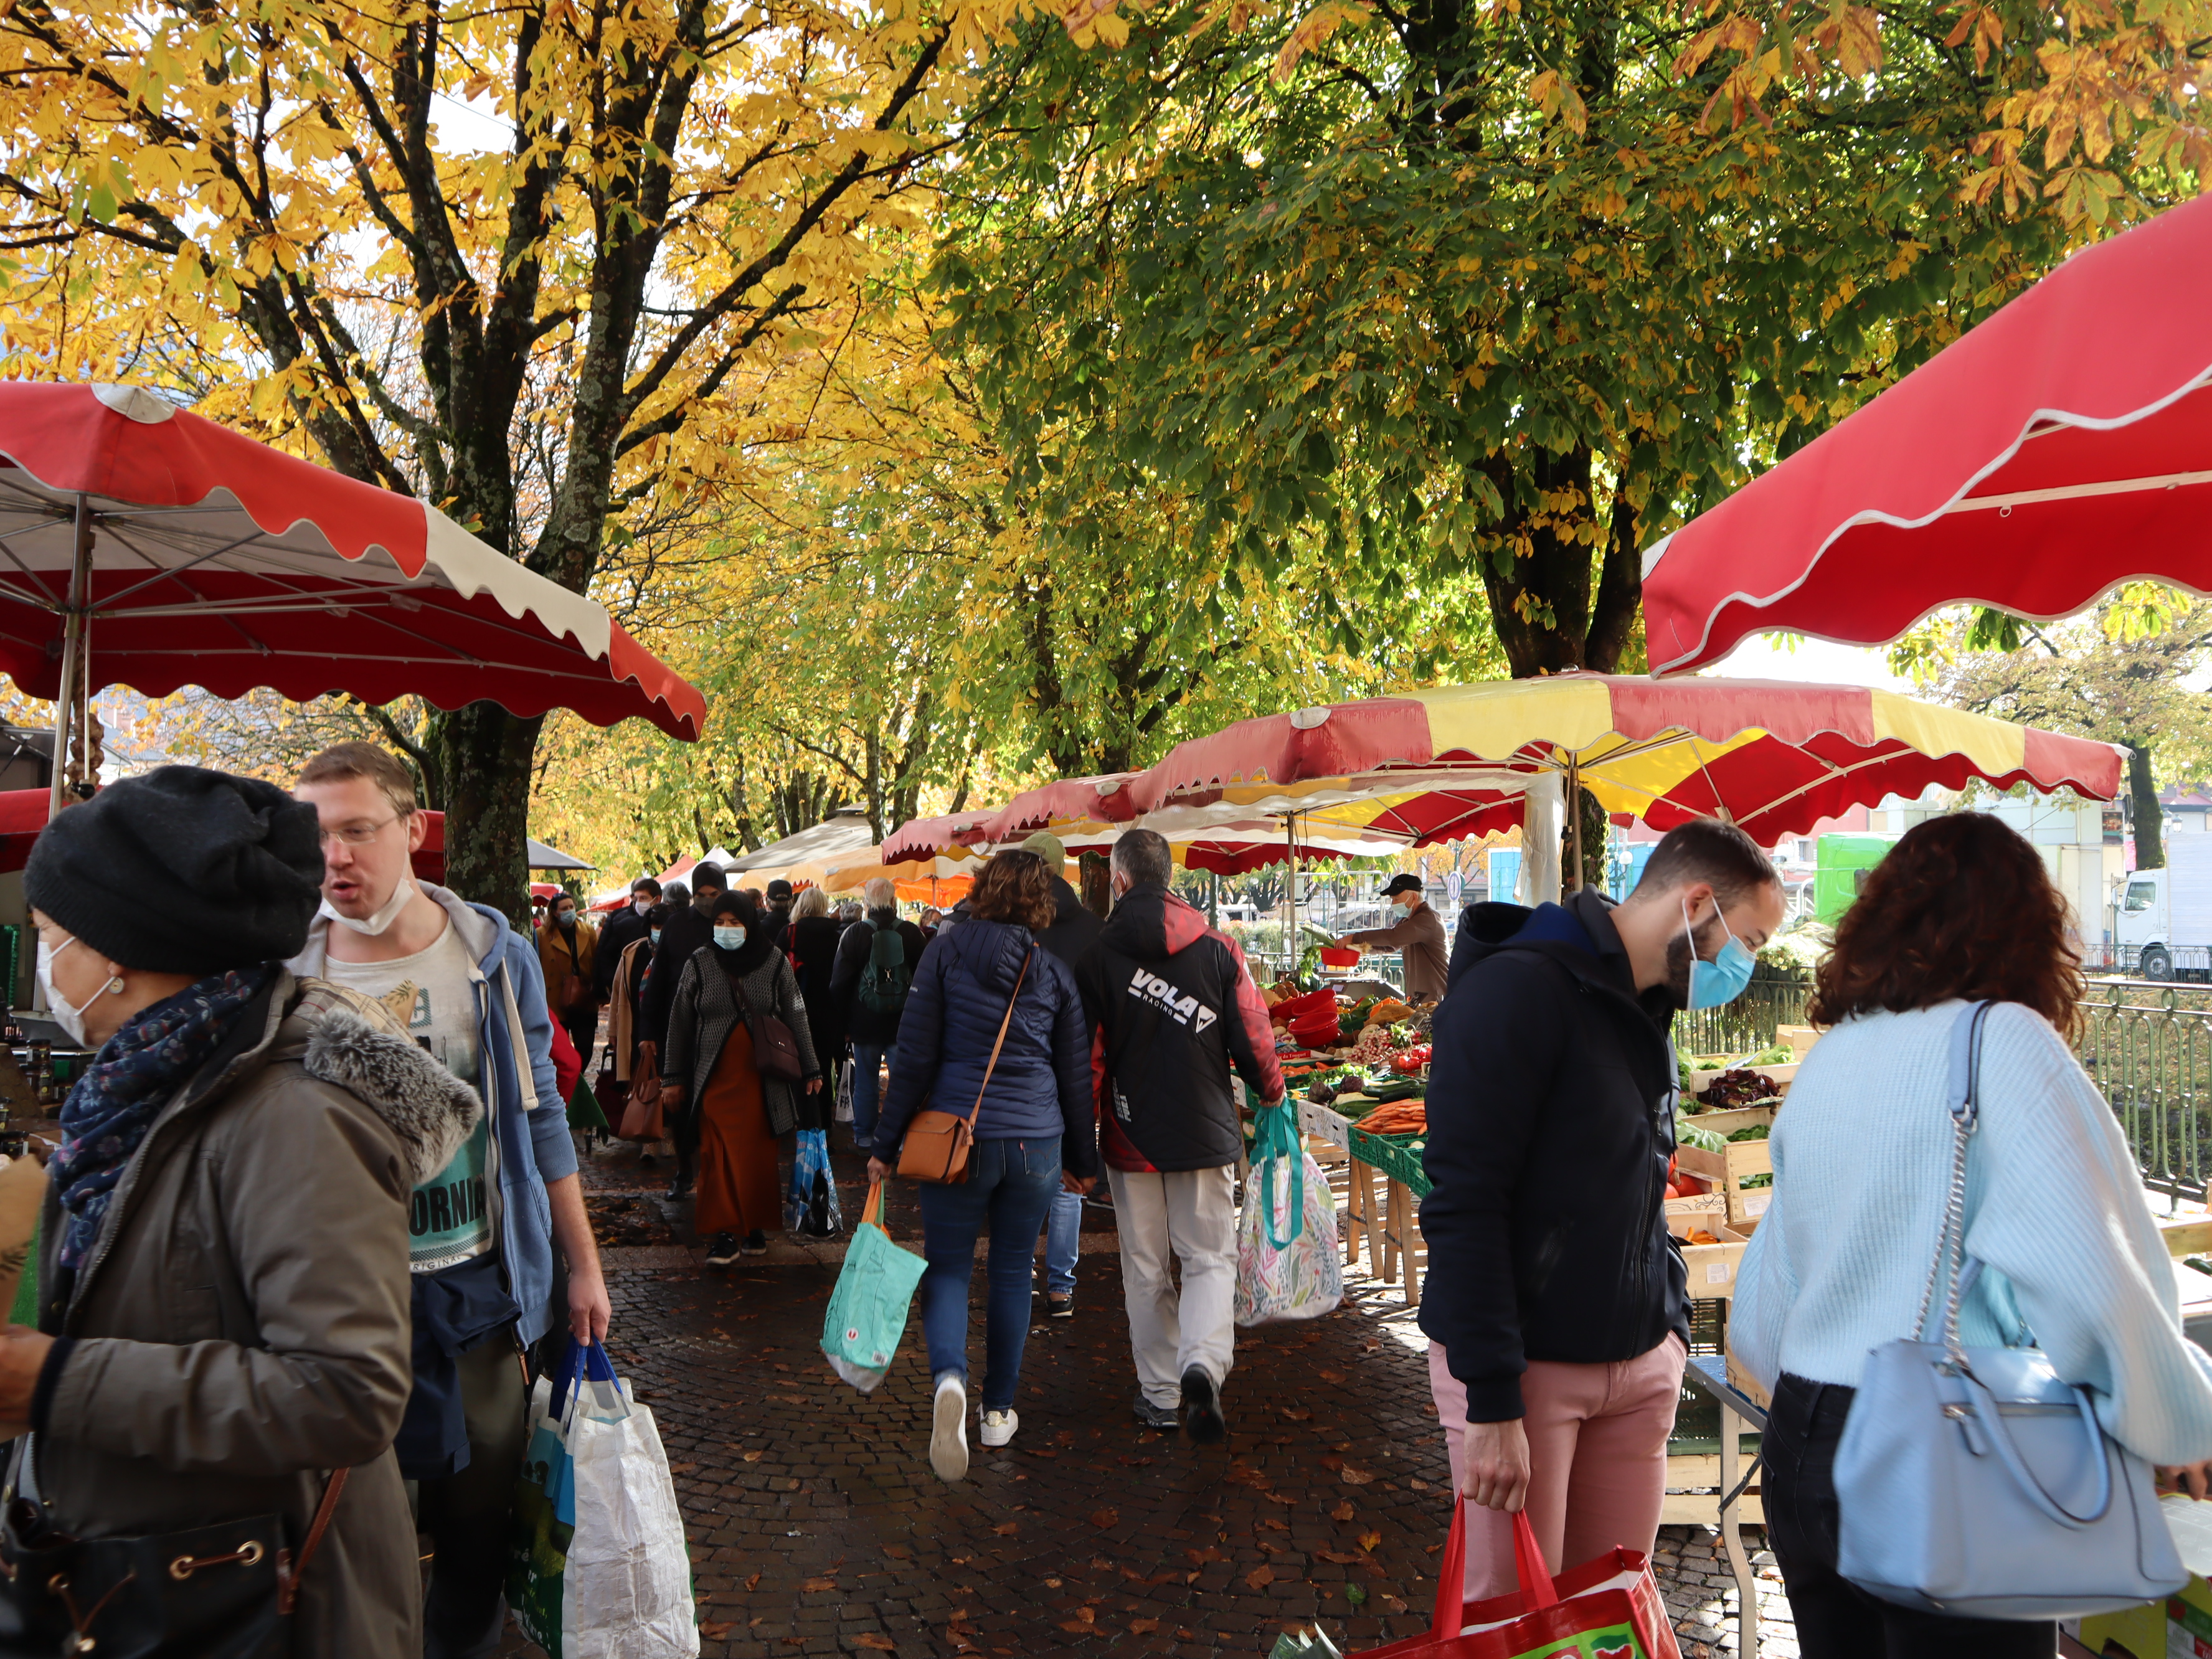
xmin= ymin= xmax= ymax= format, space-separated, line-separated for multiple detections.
xmin=1235 ymin=1104 xmax=1343 ymax=1326
xmin=509 ymin=1340 xmax=700 ymax=1658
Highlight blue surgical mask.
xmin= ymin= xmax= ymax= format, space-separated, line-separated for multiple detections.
xmin=650 ymin=929 xmax=663 ymax=945
xmin=713 ymin=925 xmax=746 ymax=950
xmin=1683 ymin=897 xmax=1756 ymax=1009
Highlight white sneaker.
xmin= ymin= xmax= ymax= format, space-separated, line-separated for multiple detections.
xmin=930 ymin=1373 xmax=969 ymax=1481
xmin=979 ymin=1407 xmax=1018 ymax=1449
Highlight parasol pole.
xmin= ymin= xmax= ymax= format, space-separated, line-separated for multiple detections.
xmin=1564 ymin=754 xmax=1584 ymax=894
xmin=49 ymin=494 xmax=93 ymax=821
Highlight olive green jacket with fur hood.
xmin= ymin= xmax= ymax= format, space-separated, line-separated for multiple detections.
xmin=18 ymin=975 xmax=481 ymax=1657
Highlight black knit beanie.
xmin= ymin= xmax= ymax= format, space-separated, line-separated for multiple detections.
xmin=26 ymin=765 xmax=325 ymax=973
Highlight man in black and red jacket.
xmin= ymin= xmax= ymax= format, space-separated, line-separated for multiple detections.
xmin=1077 ymin=828 xmax=1283 ymax=1442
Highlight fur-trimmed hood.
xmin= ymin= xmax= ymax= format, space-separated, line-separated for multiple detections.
xmin=300 ymin=1009 xmax=481 ymax=1188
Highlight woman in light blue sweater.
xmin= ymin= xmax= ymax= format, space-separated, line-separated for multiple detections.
xmin=1735 ymin=813 xmax=2212 ymax=1658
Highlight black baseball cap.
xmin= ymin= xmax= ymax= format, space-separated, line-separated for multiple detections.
xmin=1381 ymin=874 xmax=1424 ymax=897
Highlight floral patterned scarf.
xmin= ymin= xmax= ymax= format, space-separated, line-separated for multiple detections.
xmin=50 ymin=964 xmax=278 ymax=1269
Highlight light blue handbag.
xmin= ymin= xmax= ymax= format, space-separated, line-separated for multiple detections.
xmin=1833 ymin=1000 xmax=2187 ymax=1620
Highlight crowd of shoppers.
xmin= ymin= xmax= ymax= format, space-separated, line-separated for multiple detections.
xmin=23 ymin=754 xmax=2212 ymax=1658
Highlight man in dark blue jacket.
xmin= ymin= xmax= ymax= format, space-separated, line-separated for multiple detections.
xmin=1420 ymin=818 xmax=1784 ymax=1600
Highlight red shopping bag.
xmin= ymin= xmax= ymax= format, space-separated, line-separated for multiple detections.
xmin=1356 ymin=1500 xmax=1682 ymax=1658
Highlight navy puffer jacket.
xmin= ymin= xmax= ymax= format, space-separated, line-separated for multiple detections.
xmin=871 ymin=917 xmax=1097 ymax=1175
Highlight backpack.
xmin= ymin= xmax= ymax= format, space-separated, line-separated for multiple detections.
xmin=856 ymin=922 xmax=910 ymax=1018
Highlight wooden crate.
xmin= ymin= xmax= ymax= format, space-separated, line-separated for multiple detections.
xmin=1676 ymin=1138 xmax=1774 ymax=1225
xmin=1679 ymin=1103 xmax=1776 ymax=1139
xmin=1662 ymin=1455 xmax=1765 ymax=1525
xmin=1775 ymin=1024 xmax=1821 ymax=1058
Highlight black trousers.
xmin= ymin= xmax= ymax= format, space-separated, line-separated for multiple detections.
xmin=560 ymin=1010 xmax=597 ymax=1074
xmin=1764 ymin=1373 xmax=2056 ymax=1659
xmin=414 ymin=1336 xmax=531 ymax=1659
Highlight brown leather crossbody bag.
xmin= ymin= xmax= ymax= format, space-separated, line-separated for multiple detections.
xmin=896 ymin=948 xmax=1031 ymax=1186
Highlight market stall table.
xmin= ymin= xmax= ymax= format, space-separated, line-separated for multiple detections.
xmin=1682 ymin=1354 xmax=1768 ymax=1659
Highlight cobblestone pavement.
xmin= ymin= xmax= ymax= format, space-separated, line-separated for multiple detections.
xmin=495 ymin=1138 xmax=1800 ymax=1657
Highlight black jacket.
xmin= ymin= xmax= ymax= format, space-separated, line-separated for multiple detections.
xmin=1074 ymin=885 xmax=1283 ymax=1173
xmin=640 ymin=899 xmax=716 ymax=1055
xmin=594 ymin=903 xmax=650 ymax=1000
xmin=828 ymin=909 xmax=927 ymax=1046
xmin=871 ymin=917 xmax=1097 ymax=1175
xmin=787 ymin=915 xmax=846 ymax=1054
xmin=1419 ymin=889 xmax=1688 ymax=1423
xmin=1036 ymin=876 xmax=1103 ymax=972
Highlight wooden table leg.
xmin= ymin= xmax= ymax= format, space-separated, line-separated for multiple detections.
xmin=1716 ymin=1399 xmax=1759 ymax=1659
xmin=1381 ymin=1178 xmax=1402 ymax=1287
xmin=1402 ymin=1183 xmax=1423 ymax=1307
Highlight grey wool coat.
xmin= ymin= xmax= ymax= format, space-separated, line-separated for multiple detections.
xmin=662 ymin=946 xmax=823 ymax=1135
xmin=20 ymin=975 xmax=481 ymax=1658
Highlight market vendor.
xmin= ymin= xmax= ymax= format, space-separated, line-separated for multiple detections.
xmin=1335 ymin=873 xmax=1449 ymax=1001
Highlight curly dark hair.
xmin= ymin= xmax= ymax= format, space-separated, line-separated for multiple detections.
xmin=967 ymin=849 xmax=1057 ymax=932
xmin=1810 ymin=812 xmax=2082 ymax=1036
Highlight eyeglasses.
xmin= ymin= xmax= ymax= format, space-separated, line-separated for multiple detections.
xmin=317 ymin=815 xmax=402 ymax=848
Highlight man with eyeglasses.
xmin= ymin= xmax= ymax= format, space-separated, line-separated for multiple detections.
xmin=286 ymin=742 xmax=608 ymax=1659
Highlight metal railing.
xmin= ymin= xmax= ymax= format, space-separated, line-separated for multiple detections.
xmin=1675 ymin=976 xmax=1810 ymax=1060
xmin=2076 ymin=981 xmax=2212 ymax=1200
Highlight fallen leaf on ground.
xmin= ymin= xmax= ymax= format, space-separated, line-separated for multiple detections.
xmin=745 ymin=1573 xmax=761 ymax=1590
xmin=1187 ymin=1546 xmax=1226 ymax=1566
xmin=1319 ymin=1455 xmax=1345 ymax=1470
xmin=1382 ymin=1595 xmax=1407 ymax=1614
xmin=1245 ymin=1566 xmax=1275 ymax=1590
xmin=744 ymin=1451 xmax=764 ymax=1462
xmin=801 ymin=1576 xmax=836 ymax=1592
xmin=1280 ymin=1406 xmax=1311 ymax=1421
xmin=853 ymin=1636 xmax=897 ymax=1652
xmin=1344 ymin=1583 xmax=1369 ymax=1607
xmin=1340 ymin=1467 xmax=1376 ymax=1485
xmin=666 ymin=1462 xmax=697 ymax=1474
xmin=1331 ymin=1502 xmax=1356 ymax=1521
xmin=1130 ymin=1616 xmax=1160 ymax=1634
xmin=1090 ymin=1508 xmax=1118 ymax=1528
xmin=1258 ymin=1518 xmax=1288 ymax=1531
xmin=1319 ymin=1368 xmax=1347 ymax=1382
xmin=1057 ymin=1622 xmax=1094 ymax=1634
xmin=883 ymin=1545 xmax=909 ymax=1559
xmin=699 ymin=1623 xmax=734 ymax=1641
xmin=1409 ymin=1477 xmax=1431 ymax=1491
xmin=1315 ymin=1550 xmax=1361 ymax=1564
xmin=1359 ymin=1531 xmax=1381 ymax=1553
xmin=992 ymin=1523 xmax=1018 ymax=1536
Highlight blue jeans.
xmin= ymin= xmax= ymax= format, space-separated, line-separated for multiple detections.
xmin=1041 ymin=1187 xmax=1082 ymax=1295
xmin=851 ymin=1042 xmax=896 ymax=1146
xmin=918 ymin=1135 xmax=1061 ymax=1411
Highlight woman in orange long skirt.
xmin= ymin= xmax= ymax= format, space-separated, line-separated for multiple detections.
xmin=659 ymin=890 xmax=823 ymax=1264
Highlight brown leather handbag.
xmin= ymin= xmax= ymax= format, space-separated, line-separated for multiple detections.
xmin=729 ymin=970 xmax=805 ymax=1083
xmin=897 ymin=948 xmax=1031 ymax=1186
xmin=619 ymin=1040 xmax=664 ymax=1141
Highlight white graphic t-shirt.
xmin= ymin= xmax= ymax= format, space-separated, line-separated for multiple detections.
xmin=324 ymin=922 xmax=491 ymax=1272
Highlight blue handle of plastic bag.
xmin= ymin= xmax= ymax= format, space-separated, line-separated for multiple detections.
xmin=1253 ymin=1104 xmax=1303 ymax=1251
xmin=547 ymin=1333 xmax=620 ymax=1411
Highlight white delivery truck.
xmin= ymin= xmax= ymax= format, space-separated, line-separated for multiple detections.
xmin=2115 ymin=833 xmax=2212 ymax=980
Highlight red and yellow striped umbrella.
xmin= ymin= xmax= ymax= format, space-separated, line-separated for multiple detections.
xmin=1122 ymin=674 xmax=2122 ymax=843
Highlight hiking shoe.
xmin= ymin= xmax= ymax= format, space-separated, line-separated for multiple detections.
xmin=704 ymin=1231 xmax=740 ymax=1266
xmin=1133 ymin=1394 xmax=1179 ymax=1431
xmin=979 ymin=1407 xmax=1019 ymax=1449
xmin=1046 ymin=1292 xmax=1074 ymax=1319
xmin=740 ymin=1231 xmax=768 ymax=1255
xmin=1181 ymin=1364 xmax=1227 ymax=1445
xmin=930 ymin=1373 xmax=970 ymax=1481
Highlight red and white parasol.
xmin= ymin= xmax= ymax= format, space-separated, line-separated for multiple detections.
xmin=0 ymin=382 xmax=704 ymax=813
xmin=1641 ymin=194 xmax=2212 ymax=673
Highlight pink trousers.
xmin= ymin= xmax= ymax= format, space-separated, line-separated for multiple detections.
xmin=1427 ymin=1335 xmax=1685 ymax=1599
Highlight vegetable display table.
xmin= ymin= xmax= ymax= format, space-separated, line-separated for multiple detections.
xmin=1346 ymin=1126 xmax=1429 ymax=1305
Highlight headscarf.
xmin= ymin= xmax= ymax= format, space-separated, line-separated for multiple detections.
xmin=708 ymin=891 xmax=778 ymax=976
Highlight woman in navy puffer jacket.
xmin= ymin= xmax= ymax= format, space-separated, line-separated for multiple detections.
xmin=867 ymin=850 xmax=1097 ymax=1480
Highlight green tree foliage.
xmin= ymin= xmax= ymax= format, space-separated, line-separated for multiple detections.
xmin=936 ymin=0 xmax=2200 ymax=679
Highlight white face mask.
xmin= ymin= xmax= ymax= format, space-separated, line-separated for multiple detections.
xmin=320 ymin=874 xmax=418 ymax=937
xmin=37 ymin=938 xmax=112 ymax=1046
xmin=633 ymin=897 xmax=652 ymax=915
